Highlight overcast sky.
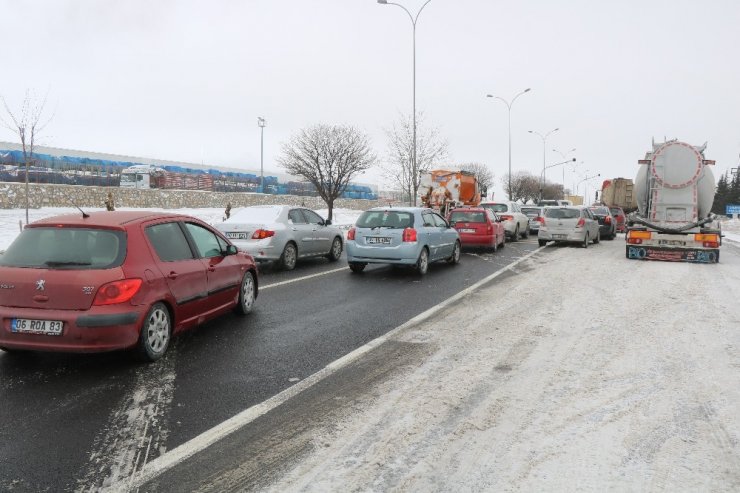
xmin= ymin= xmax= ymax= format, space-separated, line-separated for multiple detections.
xmin=2 ymin=0 xmax=739 ymax=199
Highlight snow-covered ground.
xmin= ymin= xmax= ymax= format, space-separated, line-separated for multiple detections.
xmin=0 ymin=207 xmax=363 ymax=253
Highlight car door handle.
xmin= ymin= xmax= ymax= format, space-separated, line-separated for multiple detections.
xmin=167 ymin=271 xmax=179 ymax=280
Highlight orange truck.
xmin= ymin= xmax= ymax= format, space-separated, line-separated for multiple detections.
xmin=419 ymin=170 xmax=481 ymax=214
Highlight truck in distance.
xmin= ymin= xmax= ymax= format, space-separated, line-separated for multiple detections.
xmin=419 ymin=170 xmax=482 ymax=216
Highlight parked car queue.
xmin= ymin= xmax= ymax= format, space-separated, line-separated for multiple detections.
xmin=0 ymin=202 xmax=621 ymax=362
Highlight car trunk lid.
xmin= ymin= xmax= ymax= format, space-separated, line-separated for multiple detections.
xmin=0 ymin=266 xmax=125 ymax=310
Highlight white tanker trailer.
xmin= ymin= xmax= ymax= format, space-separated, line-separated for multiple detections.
xmin=626 ymin=139 xmax=721 ymax=263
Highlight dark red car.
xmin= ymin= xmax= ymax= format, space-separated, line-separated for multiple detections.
xmin=448 ymin=207 xmax=506 ymax=252
xmin=0 ymin=211 xmax=258 ymax=361
xmin=609 ymin=207 xmax=627 ymax=233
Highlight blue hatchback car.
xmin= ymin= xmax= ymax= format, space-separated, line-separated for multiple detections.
xmin=346 ymin=207 xmax=461 ymax=274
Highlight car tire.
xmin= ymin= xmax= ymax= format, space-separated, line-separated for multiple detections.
xmin=447 ymin=241 xmax=461 ymax=264
xmin=279 ymin=242 xmax=297 ymax=271
xmin=349 ymin=262 xmax=366 ymax=273
xmin=594 ymin=231 xmax=601 ymax=244
xmin=234 ymin=271 xmax=256 ymax=315
xmin=522 ymin=225 xmax=529 ymax=239
xmin=416 ymin=247 xmax=429 ymax=275
xmin=499 ymin=234 xmax=505 ymax=248
xmin=538 ymin=239 xmax=547 ymax=247
xmin=491 ymin=234 xmax=498 ymax=252
xmin=511 ymin=225 xmax=519 ymax=242
xmin=326 ymin=237 xmax=343 ymax=261
xmin=582 ymin=233 xmax=589 ymax=249
xmin=136 ymin=302 xmax=171 ymax=362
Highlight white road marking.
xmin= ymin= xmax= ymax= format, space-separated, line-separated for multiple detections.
xmin=122 ymin=246 xmax=545 ymax=490
xmin=260 ymin=267 xmax=346 ymax=290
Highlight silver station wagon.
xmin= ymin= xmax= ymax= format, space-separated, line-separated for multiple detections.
xmin=346 ymin=207 xmax=461 ymax=275
xmin=215 ymin=205 xmax=344 ymax=270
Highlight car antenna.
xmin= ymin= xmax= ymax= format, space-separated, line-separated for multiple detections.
xmin=75 ymin=205 xmax=90 ymax=218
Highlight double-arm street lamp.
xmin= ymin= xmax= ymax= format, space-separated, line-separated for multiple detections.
xmin=528 ymin=127 xmax=559 ymax=202
xmin=486 ymin=88 xmax=531 ymax=200
xmin=378 ymin=0 xmax=433 ymax=205
xmin=258 ymin=117 xmax=266 ymax=193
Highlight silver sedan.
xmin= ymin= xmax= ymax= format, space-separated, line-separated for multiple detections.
xmin=214 ymin=205 xmax=344 ymax=270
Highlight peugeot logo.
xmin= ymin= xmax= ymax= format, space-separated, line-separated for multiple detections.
xmin=36 ymin=279 xmax=46 ymax=291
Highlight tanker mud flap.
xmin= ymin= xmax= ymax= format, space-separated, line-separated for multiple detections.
xmin=626 ymin=245 xmax=719 ymax=263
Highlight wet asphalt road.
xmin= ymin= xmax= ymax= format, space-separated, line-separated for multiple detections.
xmin=0 ymin=238 xmax=541 ymax=491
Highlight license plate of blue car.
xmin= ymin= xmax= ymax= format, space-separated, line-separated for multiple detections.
xmin=366 ymin=237 xmax=391 ymax=245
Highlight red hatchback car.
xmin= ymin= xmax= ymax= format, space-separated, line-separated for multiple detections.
xmin=0 ymin=211 xmax=258 ymax=361
xmin=448 ymin=207 xmax=506 ymax=252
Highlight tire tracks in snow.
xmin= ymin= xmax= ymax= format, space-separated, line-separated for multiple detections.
xmin=76 ymin=354 xmax=176 ymax=492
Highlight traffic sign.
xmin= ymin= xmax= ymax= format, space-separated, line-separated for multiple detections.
xmin=726 ymin=204 xmax=740 ymax=215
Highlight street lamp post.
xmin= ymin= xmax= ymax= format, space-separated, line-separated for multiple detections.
xmin=486 ymin=88 xmax=531 ymax=200
xmin=540 ymin=158 xmax=577 ymax=199
xmin=578 ymin=172 xmax=601 ymax=205
xmin=529 ymin=128 xmax=559 ymax=202
xmin=553 ymin=147 xmax=576 ymax=199
xmin=257 ymin=116 xmax=266 ymax=193
xmin=378 ymin=0 xmax=433 ymax=205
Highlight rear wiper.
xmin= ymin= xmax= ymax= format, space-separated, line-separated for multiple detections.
xmin=45 ymin=261 xmax=92 ymax=267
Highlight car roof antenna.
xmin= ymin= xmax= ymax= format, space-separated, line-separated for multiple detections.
xmin=75 ymin=205 xmax=90 ymax=219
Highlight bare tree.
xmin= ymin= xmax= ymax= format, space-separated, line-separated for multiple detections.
xmin=458 ymin=162 xmax=494 ymax=199
xmin=1 ymin=90 xmax=53 ymax=224
xmin=279 ymin=124 xmax=375 ymax=221
xmin=382 ymin=112 xmax=448 ymax=205
xmin=506 ymin=171 xmax=540 ymax=203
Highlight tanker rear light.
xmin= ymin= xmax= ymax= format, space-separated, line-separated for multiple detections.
xmin=638 ymin=159 xmax=651 ymax=165
xmin=627 ymin=230 xmax=652 ymax=244
xmin=695 ymin=233 xmax=719 ymax=248
xmin=703 ymin=160 xmax=716 ymax=165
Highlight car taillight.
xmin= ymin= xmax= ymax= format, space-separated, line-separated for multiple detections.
xmin=500 ymin=215 xmax=514 ymax=221
xmin=535 ymin=216 xmax=544 ymax=223
xmin=576 ymin=218 xmax=585 ymax=228
xmin=605 ymin=216 xmax=612 ymax=224
xmin=487 ymin=224 xmax=493 ymax=234
xmin=402 ymin=227 xmax=417 ymax=242
xmin=93 ymin=279 xmax=143 ymax=306
xmin=252 ymin=229 xmax=275 ymax=240
xmin=347 ymin=227 xmax=356 ymax=241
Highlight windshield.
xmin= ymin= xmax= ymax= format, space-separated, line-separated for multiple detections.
xmin=545 ymin=208 xmax=581 ymax=219
xmin=449 ymin=211 xmax=486 ymax=224
xmin=481 ymin=203 xmax=508 ymax=213
xmin=0 ymin=227 xmax=126 ymax=269
xmin=229 ymin=206 xmax=282 ymax=223
xmin=356 ymin=210 xmax=414 ymax=229
xmin=521 ymin=207 xmax=541 ymax=217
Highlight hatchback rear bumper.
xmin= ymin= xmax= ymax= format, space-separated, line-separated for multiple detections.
xmin=0 ymin=305 xmax=146 ymax=353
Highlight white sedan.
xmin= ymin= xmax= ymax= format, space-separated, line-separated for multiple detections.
xmin=480 ymin=202 xmax=530 ymax=241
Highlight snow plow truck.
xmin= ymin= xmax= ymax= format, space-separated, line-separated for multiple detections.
xmin=626 ymin=139 xmax=721 ymax=263
xmin=419 ymin=170 xmax=481 ymax=215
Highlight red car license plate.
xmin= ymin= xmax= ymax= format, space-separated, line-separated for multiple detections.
xmin=11 ymin=318 xmax=64 ymax=336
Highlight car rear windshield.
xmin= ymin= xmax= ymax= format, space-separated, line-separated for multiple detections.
xmin=545 ymin=208 xmax=581 ymax=219
xmin=521 ymin=207 xmax=541 ymax=216
xmin=449 ymin=211 xmax=486 ymax=223
xmin=610 ymin=208 xmax=623 ymax=216
xmin=356 ymin=211 xmax=414 ymax=229
xmin=230 ymin=206 xmax=281 ymax=223
xmin=482 ymin=203 xmax=508 ymax=213
xmin=0 ymin=227 xmax=126 ymax=269
xmin=589 ymin=207 xmax=610 ymax=215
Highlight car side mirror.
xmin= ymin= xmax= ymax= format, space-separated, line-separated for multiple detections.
xmin=324 ymin=219 xmax=332 ymax=226
xmin=226 ymin=245 xmax=238 ymax=255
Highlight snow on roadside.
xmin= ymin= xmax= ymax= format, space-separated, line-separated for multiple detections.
xmin=266 ymin=238 xmax=740 ymax=491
